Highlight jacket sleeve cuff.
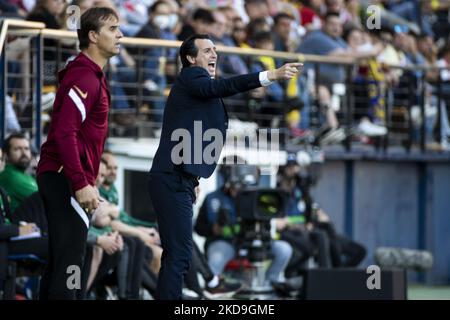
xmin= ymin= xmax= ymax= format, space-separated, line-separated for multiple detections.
xmin=259 ymin=71 xmax=273 ymax=87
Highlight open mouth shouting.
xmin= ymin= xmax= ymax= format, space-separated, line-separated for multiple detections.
xmin=208 ymin=61 xmax=216 ymax=73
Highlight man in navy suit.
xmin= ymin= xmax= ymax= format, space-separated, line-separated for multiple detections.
xmin=148 ymin=34 xmax=302 ymax=300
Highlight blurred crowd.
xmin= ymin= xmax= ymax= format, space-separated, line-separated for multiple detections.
xmin=2 ymin=0 xmax=450 ymax=149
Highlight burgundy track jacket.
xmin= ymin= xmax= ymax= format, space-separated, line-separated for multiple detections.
xmin=37 ymin=52 xmax=111 ymax=192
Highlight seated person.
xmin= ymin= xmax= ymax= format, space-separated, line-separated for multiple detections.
xmin=0 ymin=133 xmax=38 ymax=214
xmin=0 ymin=177 xmax=47 ymax=299
xmin=84 ymin=160 xmax=145 ymax=300
xmin=101 ymin=152 xmax=162 ymax=276
xmin=275 ymin=158 xmax=332 ymax=270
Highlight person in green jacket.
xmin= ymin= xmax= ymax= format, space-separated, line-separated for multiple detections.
xmin=0 ymin=133 xmax=38 ymax=213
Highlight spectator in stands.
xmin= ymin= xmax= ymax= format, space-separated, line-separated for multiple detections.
xmin=344 ymin=27 xmax=387 ymax=137
xmin=374 ymin=27 xmax=403 ymax=86
xmin=417 ymin=34 xmax=439 ymax=82
xmin=0 ymin=148 xmax=48 ymax=300
xmin=184 ymin=240 xmax=242 ymax=299
xmin=69 ymin=0 xmax=95 ymax=15
xmin=178 ymin=7 xmax=215 ymax=41
xmin=244 ymin=0 xmax=271 ymax=22
xmin=27 ymin=0 xmax=65 ymax=59
xmin=341 ymin=0 xmax=362 ymax=28
xmin=130 ymin=1 xmax=178 ymax=122
xmin=296 ymin=13 xmax=346 ymax=140
xmin=0 ymin=0 xmax=28 ymax=17
xmin=249 ymin=31 xmax=285 ymax=103
xmin=211 ymin=9 xmax=249 ymax=76
xmin=297 ymin=12 xmax=350 ymax=87
xmin=5 ymin=97 xmax=21 ymax=136
xmin=323 ymin=0 xmax=345 ymax=18
xmin=292 ymin=0 xmax=322 ymax=31
xmin=0 ymin=133 xmax=37 ymax=214
xmin=114 ymin=0 xmax=149 ymax=36
xmin=272 ymin=12 xmax=296 ymax=53
xmin=245 ymin=17 xmax=271 ymax=46
xmin=306 ymin=0 xmax=325 ymax=15
xmin=0 ymin=149 xmax=4 ymax=173
xmin=101 ymin=152 xmax=162 ymax=276
xmin=435 ymin=43 xmax=450 ymax=149
xmin=217 ymin=6 xmax=241 ymax=37
xmin=231 ymin=17 xmax=248 ymax=47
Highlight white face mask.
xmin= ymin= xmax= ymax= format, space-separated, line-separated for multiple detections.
xmin=168 ymin=14 xmax=178 ymax=29
xmin=265 ymin=16 xmax=274 ymax=27
xmin=153 ymin=15 xmax=171 ymax=30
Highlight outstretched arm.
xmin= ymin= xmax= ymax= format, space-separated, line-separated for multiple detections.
xmin=183 ymin=63 xmax=303 ymax=99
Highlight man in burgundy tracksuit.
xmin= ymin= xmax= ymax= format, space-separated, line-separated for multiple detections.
xmin=36 ymin=7 xmax=123 ymax=299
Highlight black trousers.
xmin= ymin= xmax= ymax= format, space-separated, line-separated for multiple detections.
xmin=314 ymin=222 xmax=367 ymax=267
xmin=121 ymin=236 xmax=145 ymax=299
xmin=37 ymin=172 xmax=89 ymax=300
xmin=148 ymin=171 xmax=198 ymax=300
xmin=282 ymin=227 xmax=332 ymax=268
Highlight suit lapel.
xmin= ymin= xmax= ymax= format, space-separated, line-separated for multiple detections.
xmin=220 ymin=98 xmax=229 ymax=127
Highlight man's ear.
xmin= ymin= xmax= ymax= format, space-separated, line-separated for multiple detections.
xmin=186 ymin=55 xmax=196 ymax=65
xmin=88 ymin=30 xmax=98 ymax=45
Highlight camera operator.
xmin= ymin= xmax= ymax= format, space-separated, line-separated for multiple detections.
xmin=275 ymin=157 xmax=332 ymax=270
xmin=195 ymin=159 xmax=292 ymax=287
xmin=276 ymin=153 xmax=366 ymax=270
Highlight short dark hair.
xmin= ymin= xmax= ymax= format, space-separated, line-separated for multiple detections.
xmin=77 ymin=7 xmax=119 ymax=50
xmin=245 ymin=0 xmax=268 ymax=7
xmin=192 ymin=8 xmax=215 ymax=24
xmin=179 ymin=34 xmax=213 ymax=68
xmin=246 ymin=18 xmax=270 ymax=40
xmin=252 ymin=31 xmax=273 ymax=45
xmin=273 ymin=12 xmax=294 ymax=25
xmin=324 ymin=12 xmax=341 ymax=22
xmin=3 ymin=132 xmax=28 ymax=155
xmin=148 ymin=0 xmax=169 ymax=15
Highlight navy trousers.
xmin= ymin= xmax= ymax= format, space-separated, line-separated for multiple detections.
xmin=148 ymin=170 xmax=198 ymax=300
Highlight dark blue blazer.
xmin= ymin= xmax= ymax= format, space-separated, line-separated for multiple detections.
xmin=150 ymin=66 xmax=262 ymax=178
